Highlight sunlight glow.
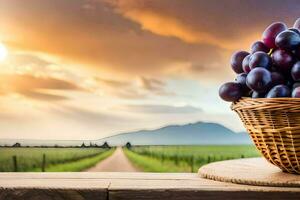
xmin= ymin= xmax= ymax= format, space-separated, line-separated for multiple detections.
xmin=0 ymin=43 xmax=8 ymax=61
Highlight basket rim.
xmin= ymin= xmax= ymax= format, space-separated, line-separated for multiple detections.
xmin=231 ymin=97 xmax=300 ymax=111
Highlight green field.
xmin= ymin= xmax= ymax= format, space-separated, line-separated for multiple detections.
xmin=0 ymin=147 xmax=114 ymax=172
xmin=0 ymin=145 xmax=260 ymax=173
xmin=125 ymin=145 xmax=260 ymax=172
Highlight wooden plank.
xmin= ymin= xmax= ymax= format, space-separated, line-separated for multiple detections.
xmin=0 ymin=172 xmax=300 ymax=200
xmin=0 ymin=179 xmax=110 ymax=189
xmin=108 ymin=178 xmax=300 ymax=192
xmin=0 ymin=188 xmax=106 ymax=200
xmin=0 ymin=178 xmax=109 ymax=200
xmin=109 ymin=190 xmax=300 ymax=200
xmin=0 ymin=172 xmax=201 ymax=180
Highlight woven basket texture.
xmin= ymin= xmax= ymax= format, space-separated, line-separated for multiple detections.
xmin=232 ymin=98 xmax=300 ymax=174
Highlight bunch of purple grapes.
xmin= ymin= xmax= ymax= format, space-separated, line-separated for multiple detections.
xmin=219 ymin=18 xmax=300 ymax=102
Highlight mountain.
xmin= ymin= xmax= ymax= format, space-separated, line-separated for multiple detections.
xmin=0 ymin=122 xmax=251 ymax=147
xmin=96 ymin=122 xmax=251 ymax=146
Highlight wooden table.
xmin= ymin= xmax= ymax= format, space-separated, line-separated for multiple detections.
xmin=0 ymin=170 xmax=300 ymax=200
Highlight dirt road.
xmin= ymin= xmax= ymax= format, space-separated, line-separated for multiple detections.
xmin=85 ymin=147 xmax=139 ymax=172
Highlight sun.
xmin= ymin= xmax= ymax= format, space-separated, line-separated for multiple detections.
xmin=0 ymin=43 xmax=8 ymax=61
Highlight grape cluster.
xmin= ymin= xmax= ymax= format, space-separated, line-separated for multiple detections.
xmin=219 ymin=18 xmax=300 ymax=102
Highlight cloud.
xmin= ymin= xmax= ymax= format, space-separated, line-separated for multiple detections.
xmin=0 ymin=112 xmax=22 ymax=121
xmin=93 ymin=76 xmax=174 ymax=99
xmin=19 ymin=91 xmax=69 ymax=101
xmin=0 ymin=0 xmax=226 ymax=80
xmin=2 ymin=0 xmax=300 ymax=83
xmin=93 ymin=77 xmax=146 ymax=99
xmin=109 ymin=3 xmax=231 ymax=48
xmin=51 ymin=105 xmax=133 ymax=124
xmin=95 ymin=77 xmax=130 ymax=88
xmin=109 ymin=0 xmax=300 ymax=49
xmin=0 ymin=74 xmax=82 ymax=101
xmin=139 ymin=76 xmax=163 ymax=90
xmin=5 ymin=54 xmax=52 ymax=69
xmin=119 ymin=104 xmax=202 ymax=114
xmin=138 ymin=76 xmax=175 ymax=96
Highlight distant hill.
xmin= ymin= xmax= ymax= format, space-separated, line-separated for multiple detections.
xmin=0 ymin=122 xmax=251 ymax=147
xmin=96 ymin=122 xmax=251 ymax=146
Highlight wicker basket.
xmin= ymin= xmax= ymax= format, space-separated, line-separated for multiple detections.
xmin=231 ymin=98 xmax=300 ymax=174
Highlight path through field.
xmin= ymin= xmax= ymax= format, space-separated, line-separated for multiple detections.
xmin=85 ymin=147 xmax=139 ymax=172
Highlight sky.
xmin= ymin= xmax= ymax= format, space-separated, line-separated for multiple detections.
xmin=0 ymin=0 xmax=300 ymax=140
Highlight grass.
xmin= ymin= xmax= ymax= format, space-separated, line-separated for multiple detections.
xmin=124 ymin=148 xmax=190 ymax=172
xmin=125 ymin=145 xmax=260 ymax=172
xmin=44 ymin=149 xmax=114 ymax=172
xmin=131 ymin=145 xmax=259 ymax=158
xmin=0 ymin=147 xmax=113 ymax=172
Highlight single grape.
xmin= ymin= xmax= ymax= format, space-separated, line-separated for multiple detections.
xmin=271 ymin=49 xmax=295 ymax=74
xmin=291 ymin=61 xmax=300 ymax=81
xmin=246 ymin=67 xmax=272 ymax=92
xmin=275 ymin=30 xmax=300 ymax=51
xmin=252 ymin=91 xmax=266 ymax=98
xmin=293 ymin=18 xmax=300 ymax=30
xmin=235 ymin=73 xmax=247 ymax=85
xmin=219 ymin=82 xmax=242 ymax=102
xmin=242 ymin=55 xmax=251 ymax=73
xmin=271 ymin=71 xmax=285 ymax=87
xmin=231 ymin=51 xmax=250 ymax=74
xmin=249 ymin=51 xmax=271 ymax=70
xmin=266 ymin=85 xmax=291 ymax=98
xmin=292 ymin=87 xmax=300 ymax=97
xmin=262 ymin=22 xmax=287 ymax=49
xmin=251 ymin=41 xmax=270 ymax=54
xmin=292 ymin=82 xmax=300 ymax=89
xmin=235 ymin=73 xmax=250 ymax=94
